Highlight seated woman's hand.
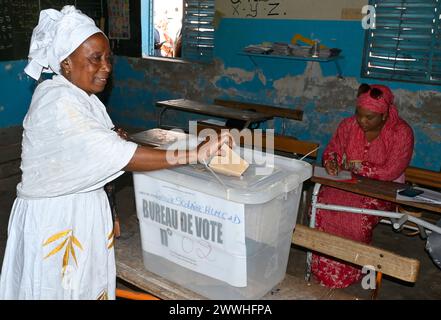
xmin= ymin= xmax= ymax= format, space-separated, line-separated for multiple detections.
xmin=325 ymin=159 xmax=339 ymax=176
xmin=342 ymin=159 xmax=363 ymax=175
xmin=196 ymin=131 xmax=235 ymax=164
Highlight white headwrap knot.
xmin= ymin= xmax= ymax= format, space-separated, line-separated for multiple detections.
xmin=24 ymin=5 xmax=104 ymax=80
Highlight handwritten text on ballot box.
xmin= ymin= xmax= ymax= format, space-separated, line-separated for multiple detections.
xmin=135 ymin=174 xmax=247 ymax=287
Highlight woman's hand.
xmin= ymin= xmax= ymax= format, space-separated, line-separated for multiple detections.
xmin=125 ymin=131 xmax=235 ymax=172
xmin=195 ymin=131 xmax=235 ymax=164
xmin=342 ymin=159 xmax=362 ymax=174
xmin=325 ymin=156 xmax=339 ymax=176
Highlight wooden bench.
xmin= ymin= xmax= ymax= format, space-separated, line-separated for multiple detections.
xmin=295 ymin=166 xmax=441 ymax=296
xmin=196 ymin=122 xmax=319 ymax=159
xmin=292 ymin=225 xmax=420 ymax=284
xmin=156 ymin=99 xmax=273 ymax=130
xmin=213 ymin=98 xmax=302 ymax=129
xmin=398 ymin=166 xmax=441 ymax=235
xmin=243 ymin=132 xmax=319 ymax=159
xmin=214 ymin=98 xmax=304 ymax=121
xmin=405 ymin=166 xmax=441 ymax=189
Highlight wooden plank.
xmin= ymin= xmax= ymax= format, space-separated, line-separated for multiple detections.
xmin=292 ymin=224 xmax=420 ymax=283
xmin=156 ymin=99 xmax=272 ymax=122
xmin=115 ymin=217 xmax=358 ymax=300
xmin=0 ymin=143 xmax=21 ymax=164
xmin=311 ymin=175 xmax=441 ymax=214
xmin=256 ymin=134 xmax=319 ymax=158
xmin=405 ymin=167 xmax=441 ymax=189
xmin=243 ymin=134 xmax=319 ymax=158
xmin=117 ymin=256 xmax=204 ymax=300
xmin=214 ymin=98 xmax=303 ymax=121
xmin=196 ymin=123 xmax=319 ymax=158
xmin=311 ymin=176 xmax=400 ymax=202
xmin=261 ymin=273 xmax=358 ymax=300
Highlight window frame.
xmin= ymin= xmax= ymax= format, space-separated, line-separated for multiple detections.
xmin=141 ymin=0 xmax=215 ymax=63
xmin=361 ymin=0 xmax=441 ymax=86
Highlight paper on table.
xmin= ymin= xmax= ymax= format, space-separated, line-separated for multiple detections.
xmin=130 ymin=128 xmax=203 ymax=150
xmin=313 ymin=166 xmax=352 ymax=181
xmin=396 ymin=187 xmax=441 ymax=204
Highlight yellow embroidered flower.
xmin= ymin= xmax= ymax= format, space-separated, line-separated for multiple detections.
xmin=107 ymin=230 xmax=115 ymax=249
xmin=43 ymin=229 xmax=83 ymax=275
xmin=97 ymin=290 xmax=109 ymax=300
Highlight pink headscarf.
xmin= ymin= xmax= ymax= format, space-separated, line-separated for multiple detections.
xmin=357 ymin=84 xmax=394 ymax=114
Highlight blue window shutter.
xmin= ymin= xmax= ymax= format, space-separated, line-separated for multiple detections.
xmin=182 ymin=0 xmax=215 ymax=62
xmin=431 ymin=1 xmax=441 ymax=81
xmin=362 ymin=0 xmax=441 ymax=85
xmin=141 ymin=0 xmax=154 ymax=57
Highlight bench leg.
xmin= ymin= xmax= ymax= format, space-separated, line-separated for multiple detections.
xmin=116 ymin=288 xmax=160 ymax=300
xmin=305 ymin=183 xmax=322 ymax=281
xmin=371 ymin=271 xmax=383 ymax=300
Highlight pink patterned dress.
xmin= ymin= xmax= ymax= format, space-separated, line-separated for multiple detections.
xmin=311 ymin=105 xmax=414 ymax=288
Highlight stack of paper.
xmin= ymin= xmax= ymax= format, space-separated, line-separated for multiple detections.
xmin=244 ymin=44 xmax=273 ymax=54
xmin=129 ymin=128 xmax=203 ymax=150
xmin=313 ymin=166 xmax=352 ymax=181
xmin=272 ymin=42 xmax=290 ymax=55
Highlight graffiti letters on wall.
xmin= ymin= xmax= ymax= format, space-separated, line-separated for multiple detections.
xmin=227 ymin=0 xmax=285 ymax=18
xmin=216 ymin=0 xmax=369 ymax=20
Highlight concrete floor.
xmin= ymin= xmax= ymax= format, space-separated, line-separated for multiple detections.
xmin=1 ymin=172 xmax=440 ymax=299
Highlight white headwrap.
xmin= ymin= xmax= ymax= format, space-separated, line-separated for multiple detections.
xmin=24 ymin=5 xmax=104 ymax=80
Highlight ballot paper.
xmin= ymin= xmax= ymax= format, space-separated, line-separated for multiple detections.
xmin=396 ymin=187 xmax=441 ymax=204
xmin=313 ymin=165 xmax=352 ymax=181
xmin=209 ymin=144 xmax=249 ymax=177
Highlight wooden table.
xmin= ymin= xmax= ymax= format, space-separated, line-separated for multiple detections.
xmin=156 ymin=99 xmax=273 ymax=129
xmin=115 ymin=215 xmax=358 ymax=300
xmin=129 ymin=128 xmax=192 ymax=148
xmin=311 ymin=175 xmax=441 ymax=214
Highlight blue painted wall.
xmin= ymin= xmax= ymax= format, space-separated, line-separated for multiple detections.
xmin=107 ymin=18 xmax=441 ymax=171
xmin=215 ymin=19 xmax=440 ymax=91
xmin=0 ymin=61 xmax=36 ymax=128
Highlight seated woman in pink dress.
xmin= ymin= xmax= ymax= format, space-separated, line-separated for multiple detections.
xmin=311 ymin=84 xmax=414 ymax=288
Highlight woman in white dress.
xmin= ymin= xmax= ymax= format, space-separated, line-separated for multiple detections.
xmin=0 ymin=6 xmax=231 ymax=300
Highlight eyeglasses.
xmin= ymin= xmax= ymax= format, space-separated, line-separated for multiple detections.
xmin=357 ymin=83 xmax=383 ymax=99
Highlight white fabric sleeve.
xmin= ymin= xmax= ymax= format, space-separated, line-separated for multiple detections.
xmin=19 ymin=95 xmax=138 ymax=198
